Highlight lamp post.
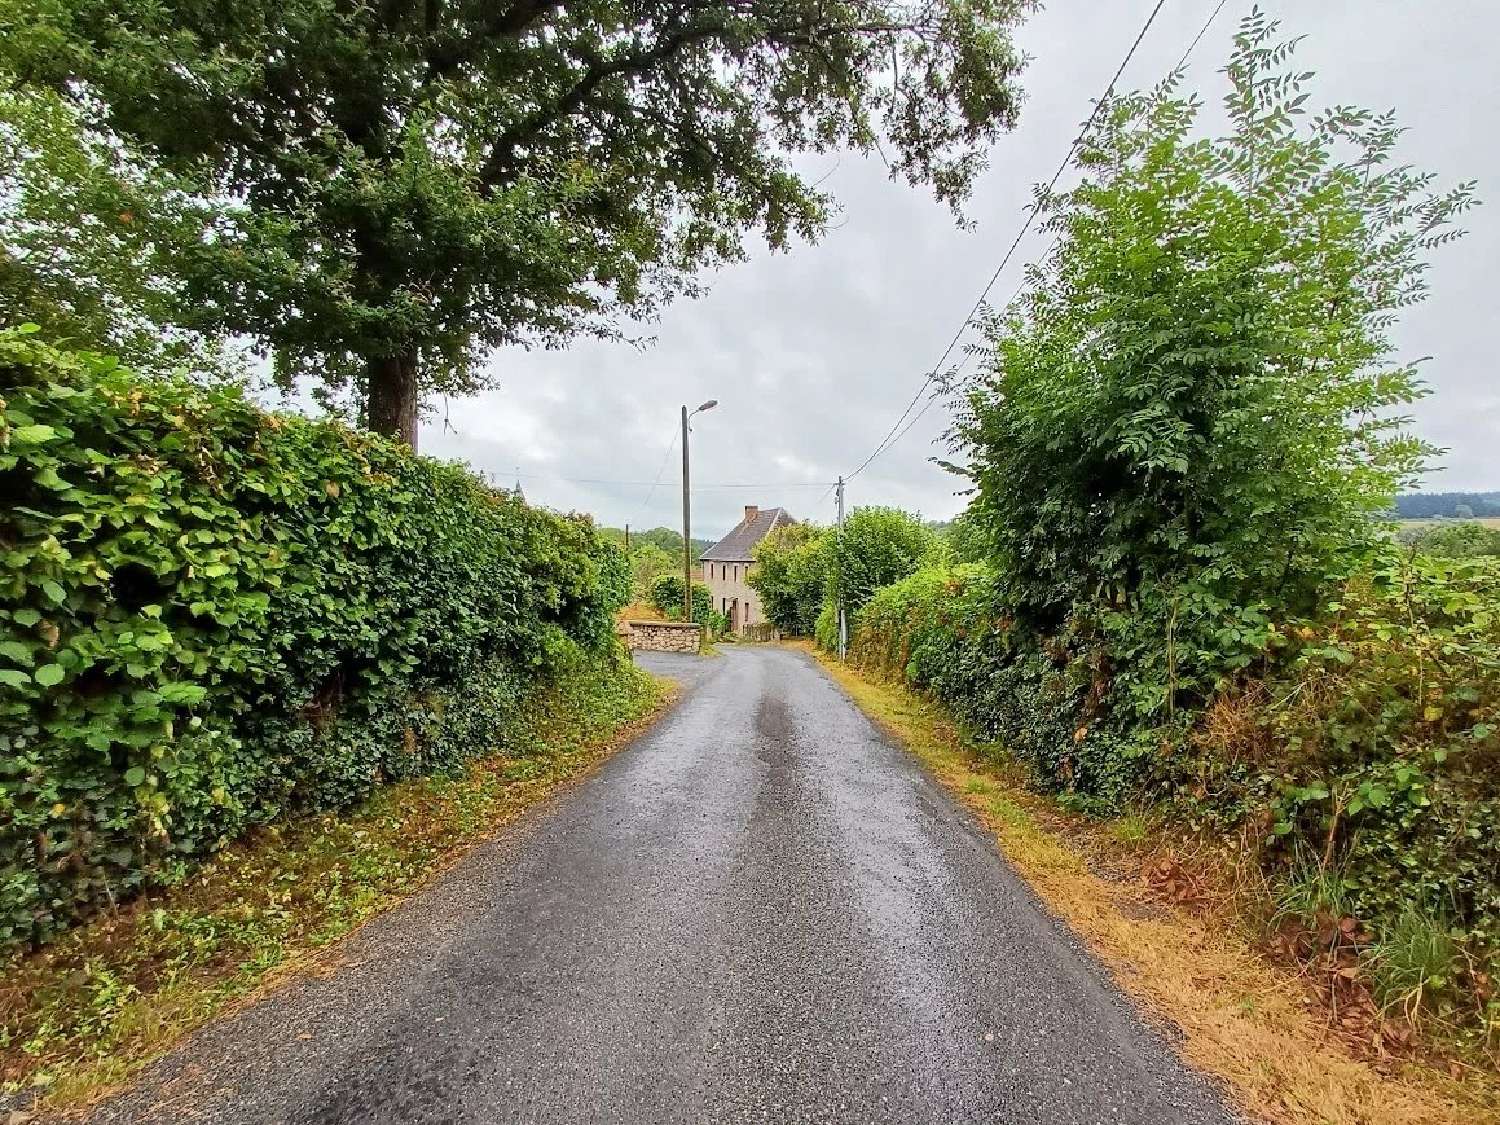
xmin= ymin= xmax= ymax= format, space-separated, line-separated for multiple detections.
xmin=682 ymin=399 xmax=717 ymax=622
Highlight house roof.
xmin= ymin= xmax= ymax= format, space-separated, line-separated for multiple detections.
xmin=700 ymin=507 xmax=796 ymax=562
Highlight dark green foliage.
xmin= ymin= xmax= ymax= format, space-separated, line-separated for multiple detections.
xmin=1237 ymin=555 xmax=1500 ymax=967
xmin=847 ymin=14 xmax=1493 ymax=1031
xmin=851 ymin=557 xmax=1500 ymax=991
xmin=0 ymin=328 xmax=630 ymax=949
xmin=825 ymin=507 xmax=936 ymax=633
xmin=850 ymin=566 xmax=1142 ymax=808
xmin=956 ymin=20 xmax=1471 ymax=658
xmin=647 ymin=574 xmax=711 ymax=623
xmin=9 ymin=0 xmax=1032 ymax=435
xmin=944 ymin=15 xmax=1474 ymax=787
xmin=748 ymin=524 xmax=828 ymax=636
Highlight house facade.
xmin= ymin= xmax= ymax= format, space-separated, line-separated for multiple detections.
xmin=700 ymin=505 xmax=795 ymax=634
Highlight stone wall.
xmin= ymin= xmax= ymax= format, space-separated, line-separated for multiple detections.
xmin=625 ymin=620 xmax=703 ymax=653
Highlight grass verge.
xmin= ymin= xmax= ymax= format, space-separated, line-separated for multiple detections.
xmin=793 ymin=640 xmax=1500 ymax=1125
xmin=0 ymin=654 xmax=671 ymax=1111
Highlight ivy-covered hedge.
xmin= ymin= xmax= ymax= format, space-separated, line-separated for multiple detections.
xmin=850 ymin=557 xmax=1500 ymax=970
xmin=0 ymin=329 xmax=630 ymax=948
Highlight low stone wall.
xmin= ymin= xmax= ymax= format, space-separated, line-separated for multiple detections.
xmin=625 ymin=620 xmax=703 ymax=653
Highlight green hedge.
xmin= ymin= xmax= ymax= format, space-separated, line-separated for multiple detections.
xmin=850 ymin=558 xmax=1500 ymax=971
xmin=0 ymin=328 xmax=630 ymax=948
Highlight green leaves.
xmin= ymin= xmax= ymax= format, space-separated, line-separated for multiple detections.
xmin=10 ymin=0 xmax=1031 ymax=432
xmin=8 ymin=424 xmax=57 ymax=445
xmin=1 ymin=328 xmax=631 ymax=950
xmin=0 ymin=640 xmax=33 ymax=666
xmin=33 ymin=664 xmax=65 ymax=687
xmin=749 ymin=524 xmax=830 ymax=636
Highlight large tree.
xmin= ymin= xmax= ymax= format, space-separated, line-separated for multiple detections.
xmin=0 ymin=83 xmax=235 ymax=378
xmin=953 ymin=12 xmax=1474 ymax=686
xmin=11 ymin=0 xmax=1033 ymax=446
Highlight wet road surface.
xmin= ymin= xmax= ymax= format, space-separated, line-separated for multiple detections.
xmin=76 ymin=646 xmax=1236 ymax=1124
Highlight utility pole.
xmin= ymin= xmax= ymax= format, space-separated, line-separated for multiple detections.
xmin=624 ymin=523 xmax=630 ymax=554
xmin=679 ymin=400 xmax=718 ymax=625
xmin=681 ymin=404 xmax=692 ymax=622
xmin=836 ymin=476 xmax=847 ymax=660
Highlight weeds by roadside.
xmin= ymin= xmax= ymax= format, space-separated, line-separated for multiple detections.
xmin=796 ymin=641 xmax=1500 ymax=1125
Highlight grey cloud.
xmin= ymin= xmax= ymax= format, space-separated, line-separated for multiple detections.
xmin=423 ymin=0 xmax=1499 ymax=540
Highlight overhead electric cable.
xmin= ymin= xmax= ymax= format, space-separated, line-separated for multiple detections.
xmin=841 ymin=0 xmax=1172 ymax=483
xmin=878 ymin=0 xmax=1237 ymax=438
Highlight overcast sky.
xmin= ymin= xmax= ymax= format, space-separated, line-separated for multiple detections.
xmin=420 ymin=0 xmax=1499 ymax=541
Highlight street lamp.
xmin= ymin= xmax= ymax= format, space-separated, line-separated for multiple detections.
xmin=682 ymin=399 xmax=717 ymax=623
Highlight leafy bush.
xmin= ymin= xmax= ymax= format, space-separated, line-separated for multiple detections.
xmin=647 ymin=573 xmax=711 ymax=622
xmin=954 ymin=17 xmax=1472 ymax=712
xmin=748 ymin=523 xmax=827 ymax=635
xmin=821 ymin=507 xmax=935 ymax=650
xmin=0 ymin=328 xmax=630 ymax=948
xmin=844 ymin=15 xmax=1493 ymax=1039
xmin=850 ymin=555 xmax=1500 ymax=1015
xmin=1232 ymin=554 xmax=1500 ymax=970
xmin=627 ymin=542 xmax=676 ymax=601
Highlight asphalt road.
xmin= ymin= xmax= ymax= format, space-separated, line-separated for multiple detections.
xmin=74 ymin=646 xmax=1236 ymax=1125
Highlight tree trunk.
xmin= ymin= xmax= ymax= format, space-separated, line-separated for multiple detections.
xmin=366 ymin=352 xmax=420 ymax=449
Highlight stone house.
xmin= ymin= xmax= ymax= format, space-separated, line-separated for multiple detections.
xmin=700 ymin=505 xmax=795 ymax=634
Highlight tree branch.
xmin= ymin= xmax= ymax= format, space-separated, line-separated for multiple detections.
xmin=421 ymin=0 xmax=565 ymax=87
xmin=478 ymin=11 xmax=926 ymax=189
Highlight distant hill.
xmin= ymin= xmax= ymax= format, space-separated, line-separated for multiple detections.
xmin=1394 ymin=492 xmax=1500 ymax=519
xmin=599 ymin=525 xmax=715 ymax=558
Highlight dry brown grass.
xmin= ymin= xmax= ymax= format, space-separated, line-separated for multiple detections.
xmin=617 ymin=601 xmax=666 ymax=624
xmin=792 ymin=641 xmax=1500 ymax=1125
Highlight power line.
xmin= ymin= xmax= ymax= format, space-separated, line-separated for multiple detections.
xmin=628 ymin=425 xmax=679 ymax=529
xmin=1176 ymin=0 xmax=1231 ymax=69
xmin=516 ymin=469 xmax=833 ymax=490
xmin=890 ymin=0 xmax=1237 ymax=440
xmin=843 ymin=0 xmax=1172 ymax=483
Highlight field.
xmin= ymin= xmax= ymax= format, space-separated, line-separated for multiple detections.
xmin=1397 ymin=517 xmax=1500 ymax=531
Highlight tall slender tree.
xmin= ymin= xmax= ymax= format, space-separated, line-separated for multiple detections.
xmin=10 ymin=0 xmax=1034 ymax=446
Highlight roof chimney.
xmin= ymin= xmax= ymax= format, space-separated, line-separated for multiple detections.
xmin=743 ymin=504 xmax=759 ymax=524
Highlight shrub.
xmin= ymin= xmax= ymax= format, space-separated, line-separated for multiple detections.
xmin=628 ymin=542 xmax=676 ymax=601
xmin=849 ymin=555 xmax=1500 ymax=1011
xmin=748 ymin=523 xmax=827 ymax=636
xmin=825 ymin=507 xmax=936 ymax=627
xmin=0 ymin=328 xmax=629 ymax=948
xmin=953 ymin=18 xmax=1472 ymax=724
xmin=647 ymin=573 xmax=711 ymax=622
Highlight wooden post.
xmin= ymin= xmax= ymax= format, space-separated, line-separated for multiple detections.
xmin=681 ymin=405 xmax=692 ymax=622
